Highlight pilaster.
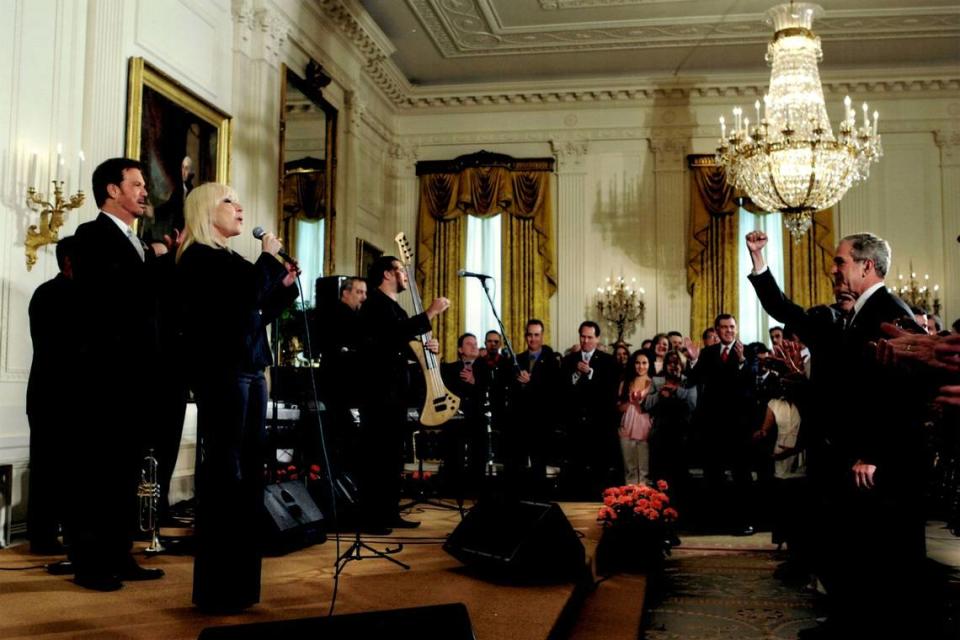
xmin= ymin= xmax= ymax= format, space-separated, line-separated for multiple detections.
xmin=650 ymin=135 xmax=689 ymax=335
xmin=935 ymin=128 xmax=960 ymax=323
xmin=551 ymin=139 xmax=589 ymax=346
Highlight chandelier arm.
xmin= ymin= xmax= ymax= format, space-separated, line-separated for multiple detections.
xmin=765 ymin=151 xmax=790 ymax=211
xmin=800 ymin=142 xmax=819 ymax=210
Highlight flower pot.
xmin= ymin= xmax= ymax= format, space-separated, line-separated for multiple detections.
xmin=596 ymin=522 xmax=666 ymax=574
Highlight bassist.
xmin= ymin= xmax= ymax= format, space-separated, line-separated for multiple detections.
xmin=356 ymin=255 xmax=450 ymax=533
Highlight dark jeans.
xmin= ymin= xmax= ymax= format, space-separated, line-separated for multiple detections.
xmin=192 ymin=371 xmax=266 ymax=610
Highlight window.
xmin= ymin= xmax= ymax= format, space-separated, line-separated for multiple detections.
xmin=738 ymin=208 xmax=783 ymax=345
xmin=294 ymin=218 xmax=324 ymax=307
xmin=463 ymin=214 xmax=502 ymax=341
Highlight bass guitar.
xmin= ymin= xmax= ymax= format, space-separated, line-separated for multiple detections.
xmin=394 ymin=232 xmax=460 ymax=426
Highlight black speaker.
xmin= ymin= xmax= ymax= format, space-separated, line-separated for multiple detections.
xmin=197 ymin=602 xmax=475 ymax=639
xmin=315 ymin=274 xmax=347 ymax=310
xmin=443 ymin=499 xmax=585 ymax=580
xmin=262 ymin=481 xmax=325 ymax=553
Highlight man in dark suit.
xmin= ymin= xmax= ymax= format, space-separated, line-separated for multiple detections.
xmin=68 ymin=158 xmax=165 ymax=591
xmin=561 ymin=321 xmax=620 ymax=499
xmin=502 ymin=319 xmax=561 ymax=499
xmin=26 ymin=236 xmax=79 ymax=555
xmin=747 ymin=230 xmax=926 ymax=637
xmin=688 ymin=313 xmax=755 ymax=534
xmin=440 ymin=333 xmax=490 ymax=497
xmin=356 ymin=256 xmax=448 ymax=533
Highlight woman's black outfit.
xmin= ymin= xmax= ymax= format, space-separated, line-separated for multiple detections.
xmin=178 ymin=244 xmax=296 ymax=612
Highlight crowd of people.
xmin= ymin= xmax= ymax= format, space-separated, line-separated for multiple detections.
xmin=24 ymin=156 xmax=960 ymax=634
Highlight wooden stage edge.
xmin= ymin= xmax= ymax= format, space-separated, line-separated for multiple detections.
xmin=0 ymin=501 xmax=648 ymax=640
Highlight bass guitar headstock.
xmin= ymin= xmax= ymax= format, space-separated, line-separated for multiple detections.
xmin=394 ymin=232 xmax=414 ymax=267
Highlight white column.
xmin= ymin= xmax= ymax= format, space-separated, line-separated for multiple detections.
xmin=230 ymin=0 xmax=287 ymax=259
xmin=551 ymin=139 xmax=589 ymax=347
xmin=390 ymin=143 xmax=419 ymax=240
xmin=341 ymin=89 xmax=366 ymax=273
xmin=82 ymin=0 xmax=125 ymax=209
xmin=650 ymin=136 xmax=690 ymax=335
xmin=935 ymin=130 xmax=960 ymax=324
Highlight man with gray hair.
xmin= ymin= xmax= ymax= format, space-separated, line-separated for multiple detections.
xmin=817 ymin=231 xmax=927 ymax=637
xmin=747 ymin=230 xmax=928 ymax=638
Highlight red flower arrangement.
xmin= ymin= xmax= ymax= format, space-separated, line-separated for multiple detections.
xmin=597 ymin=480 xmax=679 ymax=528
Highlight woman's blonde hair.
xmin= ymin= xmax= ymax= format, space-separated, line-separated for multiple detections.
xmin=176 ymin=182 xmax=238 ymax=262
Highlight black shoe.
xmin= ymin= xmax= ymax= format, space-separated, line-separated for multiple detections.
xmin=46 ymin=560 xmax=75 ymax=575
xmin=734 ymin=525 xmax=755 ymax=536
xmin=391 ymin=517 xmax=421 ymax=529
xmin=116 ymin=558 xmax=165 ymax=581
xmin=74 ymin=573 xmax=123 ymax=592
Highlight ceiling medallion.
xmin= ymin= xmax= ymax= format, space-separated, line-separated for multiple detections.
xmin=716 ymin=2 xmax=883 ymax=240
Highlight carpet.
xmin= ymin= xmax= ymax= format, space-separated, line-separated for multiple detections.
xmin=641 ymin=536 xmax=823 ymax=640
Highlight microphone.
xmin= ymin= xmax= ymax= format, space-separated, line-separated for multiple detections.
xmin=457 ymin=269 xmax=492 ymax=280
xmin=252 ymin=226 xmax=296 ymax=264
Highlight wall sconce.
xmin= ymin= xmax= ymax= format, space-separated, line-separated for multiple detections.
xmin=23 ymin=147 xmax=85 ymax=271
xmin=596 ymin=276 xmax=645 ymax=344
xmin=896 ymin=260 xmax=941 ymax=316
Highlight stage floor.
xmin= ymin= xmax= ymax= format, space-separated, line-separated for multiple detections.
xmin=0 ymin=501 xmax=646 ymax=640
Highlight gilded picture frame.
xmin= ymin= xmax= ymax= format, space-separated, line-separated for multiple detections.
xmin=125 ymin=57 xmax=231 ymax=243
xmin=356 ymin=238 xmax=383 ymax=279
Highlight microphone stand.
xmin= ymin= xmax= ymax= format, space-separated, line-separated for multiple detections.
xmin=476 ymin=277 xmax=521 ymax=377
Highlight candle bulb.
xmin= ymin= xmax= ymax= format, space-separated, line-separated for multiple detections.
xmin=720 ymin=115 xmax=726 ymax=139
xmin=56 ymin=143 xmax=63 ymax=182
xmin=78 ymin=150 xmax=85 ymax=189
xmin=872 ymin=111 xmax=878 ymax=137
xmin=844 ymin=96 xmax=852 ymax=123
xmin=755 ymin=100 xmax=761 ymax=125
xmin=29 ymin=152 xmax=37 ymax=189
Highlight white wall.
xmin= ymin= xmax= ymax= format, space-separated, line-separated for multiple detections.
xmin=1 ymin=0 xmax=957 ymax=530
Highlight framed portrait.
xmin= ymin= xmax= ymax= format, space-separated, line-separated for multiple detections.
xmin=356 ymin=238 xmax=383 ymax=279
xmin=125 ymin=57 xmax=231 ymax=243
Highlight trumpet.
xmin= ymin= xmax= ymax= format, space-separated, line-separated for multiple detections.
xmin=137 ymin=449 xmax=165 ymax=554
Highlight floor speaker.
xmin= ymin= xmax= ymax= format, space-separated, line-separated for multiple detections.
xmin=262 ymin=481 xmax=325 ymax=553
xmin=197 ymin=602 xmax=475 ymax=639
xmin=443 ymin=499 xmax=585 ymax=580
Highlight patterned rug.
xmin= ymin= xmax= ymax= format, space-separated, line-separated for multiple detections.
xmin=641 ymin=539 xmax=823 ymax=640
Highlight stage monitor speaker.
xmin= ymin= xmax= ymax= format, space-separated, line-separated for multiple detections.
xmin=443 ymin=499 xmax=585 ymax=580
xmin=197 ymin=602 xmax=475 ymax=639
xmin=315 ymin=274 xmax=347 ymax=311
xmin=262 ymin=481 xmax=325 ymax=554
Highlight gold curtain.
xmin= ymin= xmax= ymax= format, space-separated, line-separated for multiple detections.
xmin=687 ymin=156 xmax=740 ymax=337
xmin=417 ymin=161 xmax=556 ymax=359
xmin=782 ymin=208 xmax=836 ymax=308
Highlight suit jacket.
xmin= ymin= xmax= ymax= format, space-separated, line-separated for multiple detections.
xmin=839 ymin=285 xmax=925 ymax=482
xmin=177 ymin=243 xmax=297 ymax=377
xmin=687 ymin=342 xmax=750 ymax=432
xmin=357 ymin=287 xmax=432 ymax=405
xmin=73 ymin=212 xmax=162 ymax=370
xmin=27 ymin=273 xmax=78 ymax=419
xmin=510 ymin=345 xmax=562 ymax=421
xmin=441 ymin=359 xmax=489 ymax=420
xmin=561 ymin=350 xmax=619 ymax=427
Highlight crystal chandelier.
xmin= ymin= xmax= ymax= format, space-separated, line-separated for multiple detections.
xmin=716 ymin=2 xmax=883 ymax=239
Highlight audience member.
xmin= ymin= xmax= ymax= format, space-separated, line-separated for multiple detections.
xmin=617 ymin=349 xmax=654 ymax=485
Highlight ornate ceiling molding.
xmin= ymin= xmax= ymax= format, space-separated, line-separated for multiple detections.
xmin=400 ymin=75 xmax=960 ymax=110
xmin=410 ymin=0 xmax=960 ymax=58
xmin=317 ymin=2 xmax=959 ymax=111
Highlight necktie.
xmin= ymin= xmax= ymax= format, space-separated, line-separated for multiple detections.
xmin=127 ymin=227 xmax=145 ymax=262
xmin=721 ymin=346 xmax=729 ymax=362
xmin=528 ymin=355 xmax=536 ymax=372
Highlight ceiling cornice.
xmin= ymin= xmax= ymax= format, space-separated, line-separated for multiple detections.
xmin=319 ymin=1 xmax=960 ymax=112
xmin=409 ymin=0 xmax=960 ymax=58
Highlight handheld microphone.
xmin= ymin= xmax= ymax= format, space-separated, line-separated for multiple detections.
xmin=252 ymin=226 xmax=296 ymax=264
xmin=457 ymin=269 xmax=492 ymax=280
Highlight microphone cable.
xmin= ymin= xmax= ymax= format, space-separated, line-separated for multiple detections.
xmin=283 ymin=270 xmax=345 ymax=616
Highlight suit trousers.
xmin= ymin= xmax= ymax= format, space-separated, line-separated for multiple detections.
xmin=192 ymin=371 xmax=266 ymax=611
